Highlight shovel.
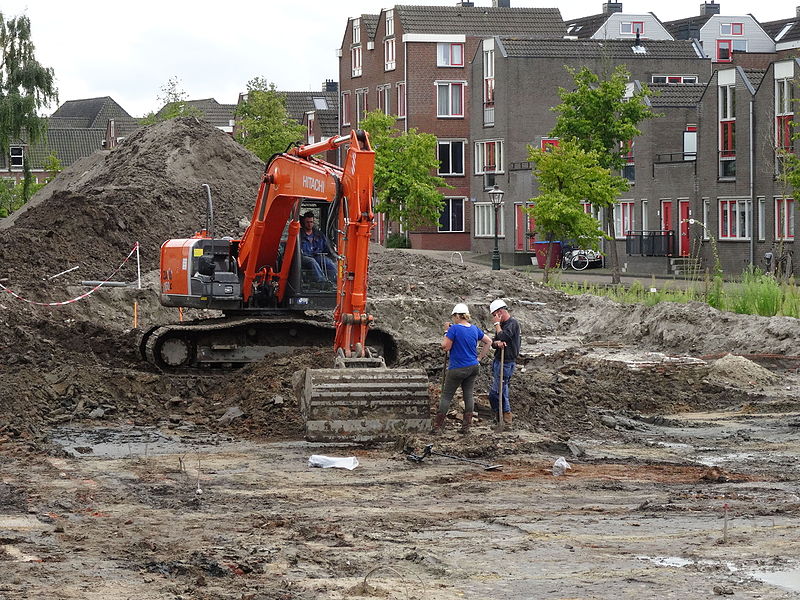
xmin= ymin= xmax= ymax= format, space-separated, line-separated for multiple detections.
xmin=495 ymin=345 xmax=505 ymax=433
xmin=406 ymin=444 xmax=502 ymax=471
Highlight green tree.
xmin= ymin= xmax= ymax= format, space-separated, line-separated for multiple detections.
xmin=359 ymin=110 xmax=446 ymax=235
xmin=42 ymin=151 xmax=62 ymax=182
xmin=550 ymin=65 xmax=656 ymax=283
xmin=234 ymin=77 xmax=305 ymax=161
xmin=140 ymin=76 xmax=202 ymax=125
xmin=0 ymin=12 xmax=57 ymax=154
xmin=528 ymin=141 xmax=626 ymax=282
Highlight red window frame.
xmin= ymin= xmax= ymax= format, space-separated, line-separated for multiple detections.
xmin=484 ymin=78 xmax=495 ymax=106
xmin=540 ymin=138 xmax=559 ymax=151
xmin=448 ymin=43 xmax=464 ymax=67
xmin=717 ymin=40 xmax=732 ymax=62
xmin=777 ymin=115 xmax=793 ymax=151
xmin=484 ymin=141 xmax=496 ymax=172
xmin=720 ymin=121 xmax=735 ymax=158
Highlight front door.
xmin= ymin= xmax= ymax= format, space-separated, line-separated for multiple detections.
xmin=515 ymin=204 xmax=536 ymax=251
xmin=679 ymin=200 xmax=690 ymax=256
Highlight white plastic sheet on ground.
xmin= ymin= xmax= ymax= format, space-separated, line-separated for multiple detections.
xmin=308 ymin=455 xmax=360 ymax=470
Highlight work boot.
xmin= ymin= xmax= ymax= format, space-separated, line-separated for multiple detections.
xmin=431 ymin=412 xmax=446 ymax=434
xmin=503 ymin=412 xmax=513 ymax=428
xmin=459 ymin=412 xmax=473 ymax=434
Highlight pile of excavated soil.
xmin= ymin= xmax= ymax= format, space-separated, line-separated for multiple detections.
xmin=707 ymin=353 xmax=781 ymax=388
xmin=1 ymin=118 xmax=797 ymax=453
xmin=0 ymin=117 xmax=263 ymax=293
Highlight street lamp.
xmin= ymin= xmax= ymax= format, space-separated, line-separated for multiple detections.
xmin=488 ymin=184 xmax=504 ymax=271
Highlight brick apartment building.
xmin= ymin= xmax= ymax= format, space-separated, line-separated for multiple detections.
xmin=338 ymin=2 xmax=565 ymax=250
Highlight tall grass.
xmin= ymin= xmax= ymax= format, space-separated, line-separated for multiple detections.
xmin=549 ymin=270 xmax=799 ymax=318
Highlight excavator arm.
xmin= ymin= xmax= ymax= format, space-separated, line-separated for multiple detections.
xmin=236 ymin=130 xmax=375 ymax=359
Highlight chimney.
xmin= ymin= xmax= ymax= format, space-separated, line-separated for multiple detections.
xmin=700 ymin=1 xmax=720 ymax=16
xmin=323 ymin=79 xmax=338 ymax=93
xmin=492 ymin=0 xmax=510 ymax=6
xmin=603 ymin=2 xmax=623 ymax=14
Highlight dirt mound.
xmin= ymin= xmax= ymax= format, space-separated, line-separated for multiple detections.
xmin=0 ymin=117 xmax=263 ymax=293
xmin=707 ymin=353 xmax=781 ymax=388
xmin=564 ymin=295 xmax=800 ymax=356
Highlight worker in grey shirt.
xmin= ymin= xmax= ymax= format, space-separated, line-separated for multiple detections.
xmin=488 ymin=299 xmax=521 ymax=427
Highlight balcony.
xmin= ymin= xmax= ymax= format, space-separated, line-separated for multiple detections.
xmin=626 ymin=230 xmax=675 ymax=257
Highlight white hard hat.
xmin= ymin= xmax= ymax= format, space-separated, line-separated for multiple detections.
xmin=489 ymin=299 xmax=508 ymax=313
xmin=452 ymin=303 xmax=469 ymax=315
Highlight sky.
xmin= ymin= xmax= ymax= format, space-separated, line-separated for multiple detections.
xmin=18 ymin=0 xmax=797 ymax=118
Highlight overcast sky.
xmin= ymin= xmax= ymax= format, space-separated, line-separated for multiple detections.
xmin=19 ymin=0 xmax=796 ymax=118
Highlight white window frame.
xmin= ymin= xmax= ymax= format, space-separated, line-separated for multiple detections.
xmin=651 ymin=75 xmax=698 ymax=84
xmin=352 ymin=18 xmax=361 ymax=44
xmin=396 ymin=82 xmax=406 ymax=118
xmin=719 ymin=84 xmax=736 ymax=177
xmin=614 ymin=201 xmax=635 ymax=238
xmin=376 ymin=85 xmax=391 ymax=115
xmin=437 ymin=42 xmax=464 ymax=67
xmin=306 ymin=111 xmax=315 ymax=145
xmin=641 ymin=200 xmax=649 ymax=231
xmin=355 ymin=88 xmax=368 ymax=124
xmin=758 ymin=197 xmax=766 ymax=241
xmin=473 ymin=202 xmax=505 ymax=238
xmin=351 ymin=46 xmax=362 ymax=77
xmin=474 ymin=140 xmax=504 ymax=175
xmin=437 ymin=139 xmax=465 ymax=176
xmin=9 ymin=146 xmax=23 ymax=169
xmin=384 ymin=38 xmax=396 ymax=71
xmin=385 ymin=9 xmax=394 ymax=37
xmin=775 ymin=197 xmax=795 ymax=240
xmin=718 ymin=198 xmax=750 ymax=240
xmin=341 ymin=91 xmax=351 ymax=126
xmin=438 ymin=197 xmax=466 ymax=233
xmin=703 ymin=199 xmax=710 ymax=240
xmin=436 ymin=81 xmax=465 ymax=118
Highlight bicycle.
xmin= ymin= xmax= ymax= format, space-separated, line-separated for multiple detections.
xmin=561 ymin=248 xmax=600 ymax=271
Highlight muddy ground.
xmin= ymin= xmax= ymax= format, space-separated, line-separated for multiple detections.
xmin=2 ymin=119 xmax=800 ymax=598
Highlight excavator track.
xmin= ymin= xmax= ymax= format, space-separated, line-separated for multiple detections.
xmin=139 ymin=317 xmax=398 ymax=373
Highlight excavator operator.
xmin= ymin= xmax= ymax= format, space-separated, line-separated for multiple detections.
xmin=299 ymin=211 xmax=336 ymax=283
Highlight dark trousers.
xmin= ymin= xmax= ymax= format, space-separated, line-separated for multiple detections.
xmin=438 ymin=364 xmax=480 ymax=414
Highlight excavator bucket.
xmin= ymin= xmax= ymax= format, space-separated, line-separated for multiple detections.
xmin=300 ymin=364 xmax=430 ymax=442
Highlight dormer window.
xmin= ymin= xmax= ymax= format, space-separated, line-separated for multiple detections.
xmin=10 ymin=146 xmax=23 ymax=169
xmin=720 ymin=22 xmax=743 ymax=36
xmin=620 ymin=21 xmax=644 ymax=35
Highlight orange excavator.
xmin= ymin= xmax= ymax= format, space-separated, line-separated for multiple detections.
xmin=140 ymin=130 xmax=429 ymax=441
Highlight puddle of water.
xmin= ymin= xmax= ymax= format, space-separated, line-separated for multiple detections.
xmin=51 ymin=426 xmax=221 ymax=458
xmin=752 ymin=568 xmax=800 ymax=592
xmin=637 ymin=555 xmax=694 ymax=568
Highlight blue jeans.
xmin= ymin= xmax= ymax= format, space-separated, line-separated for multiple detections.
xmin=302 ymin=254 xmax=336 ymax=282
xmin=488 ymin=360 xmax=515 ymax=413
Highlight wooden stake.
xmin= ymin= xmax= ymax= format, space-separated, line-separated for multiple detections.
xmin=133 ymin=301 xmax=139 ymax=329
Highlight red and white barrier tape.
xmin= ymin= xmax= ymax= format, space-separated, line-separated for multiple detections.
xmin=0 ymin=243 xmax=140 ymax=307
